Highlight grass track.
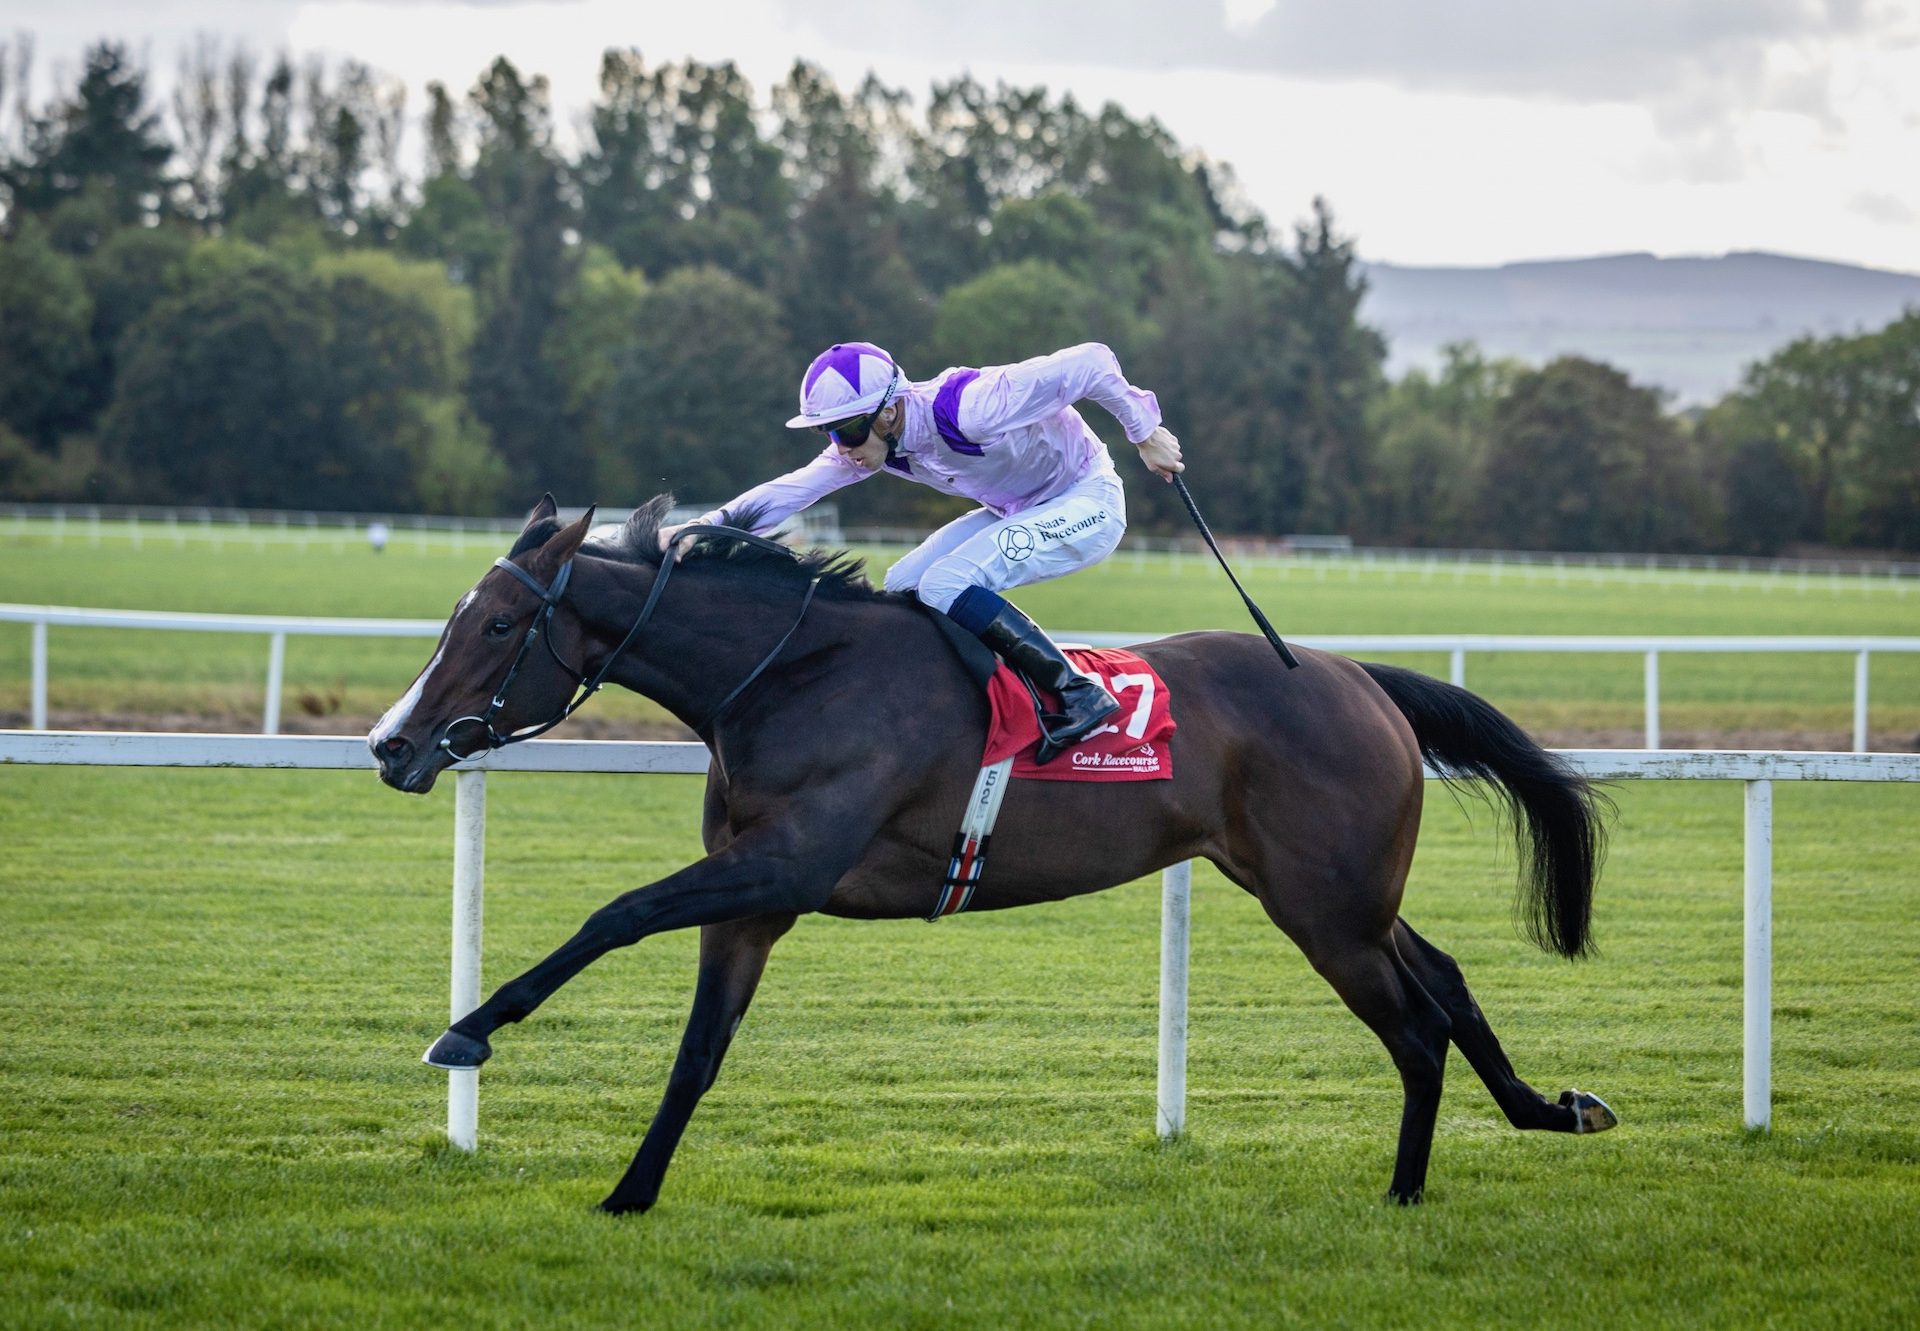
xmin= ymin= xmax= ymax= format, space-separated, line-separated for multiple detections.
xmin=4 ymin=523 xmax=1918 ymax=1324
xmin=2 ymin=767 xmax=1916 ymax=1328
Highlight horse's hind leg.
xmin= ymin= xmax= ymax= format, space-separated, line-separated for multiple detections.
xmin=1393 ymin=920 xmax=1616 ymax=1136
xmin=1307 ymin=937 xmax=1453 ymax=1204
xmin=600 ymin=913 xmax=795 ymax=1215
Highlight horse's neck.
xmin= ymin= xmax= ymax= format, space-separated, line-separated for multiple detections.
xmin=571 ymin=559 xmax=834 ymax=729
xmin=575 ymin=562 xmax=969 ymax=737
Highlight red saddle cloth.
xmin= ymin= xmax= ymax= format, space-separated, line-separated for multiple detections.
xmin=982 ymin=647 xmax=1176 ymax=781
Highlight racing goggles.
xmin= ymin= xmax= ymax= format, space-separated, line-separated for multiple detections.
xmin=812 ymin=367 xmax=899 ymax=449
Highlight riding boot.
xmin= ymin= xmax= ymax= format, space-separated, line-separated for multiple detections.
xmin=948 ymin=587 xmax=1119 ymax=764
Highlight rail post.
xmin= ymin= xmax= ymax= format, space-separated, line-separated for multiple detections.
xmin=1449 ymin=648 xmax=1465 ymax=688
xmin=449 ymin=769 xmax=486 ymax=1150
xmin=1157 ymin=860 xmax=1192 ymax=1138
xmin=1744 ymin=778 xmax=1773 ymax=1131
xmin=1644 ymin=650 xmax=1661 ymax=749
xmin=263 ymin=632 xmax=286 ymax=735
xmin=31 ymin=618 xmax=48 ymax=730
xmin=1853 ymin=650 xmax=1869 ymax=753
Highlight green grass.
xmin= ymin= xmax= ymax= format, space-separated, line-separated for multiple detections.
xmin=2 ymin=528 xmax=1918 ymax=742
xmin=1 ymin=768 xmax=1916 ymax=1328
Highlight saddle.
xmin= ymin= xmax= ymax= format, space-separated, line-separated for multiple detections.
xmin=919 ymin=605 xmax=1175 ymax=920
xmin=922 ymin=605 xmax=1175 ymax=778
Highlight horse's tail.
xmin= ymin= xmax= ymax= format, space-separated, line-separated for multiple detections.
xmin=1361 ymin=661 xmax=1609 ymax=959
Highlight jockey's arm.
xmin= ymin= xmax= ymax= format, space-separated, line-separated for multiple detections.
xmin=964 ymin=342 xmax=1182 ymax=480
xmin=661 ymin=446 xmax=871 ymax=557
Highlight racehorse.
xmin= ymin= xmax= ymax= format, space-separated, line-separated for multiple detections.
xmin=369 ymin=495 xmax=1616 ymax=1214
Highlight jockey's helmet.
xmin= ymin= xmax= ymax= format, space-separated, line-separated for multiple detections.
xmin=786 ymin=342 xmax=902 ymax=431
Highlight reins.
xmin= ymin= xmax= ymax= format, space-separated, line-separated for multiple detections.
xmin=440 ymin=524 xmax=818 ymax=761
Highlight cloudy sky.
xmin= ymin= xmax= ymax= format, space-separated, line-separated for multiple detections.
xmin=6 ymin=0 xmax=1918 ymax=272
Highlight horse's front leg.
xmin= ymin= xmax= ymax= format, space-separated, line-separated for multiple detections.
xmin=599 ymin=912 xmax=795 ymax=1215
xmin=422 ymin=830 xmax=841 ymax=1069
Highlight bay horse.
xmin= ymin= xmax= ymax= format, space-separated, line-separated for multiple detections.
xmin=369 ymin=495 xmax=1616 ymax=1214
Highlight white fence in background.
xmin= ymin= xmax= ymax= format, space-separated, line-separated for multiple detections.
xmin=4 ymin=731 xmax=1915 ymax=1147
xmin=7 ymin=499 xmax=1912 ymax=572
xmin=5 ymin=602 xmax=1917 ymax=750
xmin=0 ymin=503 xmax=844 ymax=552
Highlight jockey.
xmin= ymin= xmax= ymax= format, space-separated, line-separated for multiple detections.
xmin=662 ymin=340 xmax=1183 ymax=761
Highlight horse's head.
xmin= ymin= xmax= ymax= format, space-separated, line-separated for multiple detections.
xmin=369 ymin=496 xmax=596 ymax=794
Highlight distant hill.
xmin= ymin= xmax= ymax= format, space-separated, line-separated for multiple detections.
xmin=1358 ymin=252 xmax=1920 ymax=406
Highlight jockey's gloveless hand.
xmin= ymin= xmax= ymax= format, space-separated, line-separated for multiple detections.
xmin=657 ymin=522 xmax=691 ymax=562
xmin=1132 ymin=426 xmax=1184 ymax=482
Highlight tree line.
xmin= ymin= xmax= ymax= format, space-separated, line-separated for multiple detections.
xmin=0 ymin=39 xmax=1913 ymax=552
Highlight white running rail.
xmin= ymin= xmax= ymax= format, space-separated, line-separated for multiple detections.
xmin=5 ymin=603 xmax=1917 ymax=750
xmin=4 ymin=732 xmax=1915 ymax=1148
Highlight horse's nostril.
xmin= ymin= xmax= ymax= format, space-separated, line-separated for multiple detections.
xmin=382 ymin=737 xmax=411 ymax=757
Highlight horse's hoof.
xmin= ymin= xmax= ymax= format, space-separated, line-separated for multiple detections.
xmin=1560 ymin=1088 xmax=1618 ymax=1134
xmin=1385 ymin=1186 xmax=1425 ymax=1207
xmin=423 ymin=1029 xmax=492 ymax=1069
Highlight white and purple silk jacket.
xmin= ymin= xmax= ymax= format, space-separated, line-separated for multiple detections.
xmin=697 ymin=343 xmax=1163 ymax=529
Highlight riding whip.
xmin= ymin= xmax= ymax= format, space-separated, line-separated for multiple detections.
xmin=1170 ymin=473 xmax=1301 ymax=669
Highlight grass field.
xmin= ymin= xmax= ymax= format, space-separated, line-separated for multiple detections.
xmin=2 ymin=525 xmax=1917 ymax=746
xmin=3 ymin=521 xmax=1918 ymax=1327
xmin=1 ymin=767 xmax=1915 ymax=1329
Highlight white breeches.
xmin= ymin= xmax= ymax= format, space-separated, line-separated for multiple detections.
xmin=882 ymin=471 xmax=1127 ymax=613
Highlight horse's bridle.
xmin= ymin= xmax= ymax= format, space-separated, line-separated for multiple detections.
xmin=439 ymin=524 xmax=819 ymax=762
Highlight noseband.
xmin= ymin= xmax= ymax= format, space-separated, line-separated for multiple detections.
xmin=439 ymin=524 xmax=819 ymax=762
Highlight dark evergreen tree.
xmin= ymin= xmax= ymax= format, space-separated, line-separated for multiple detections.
xmin=1280 ymin=198 xmax=1387 ymax=532
xmin=459 ymin=59 xmax=587 ymax=496
xmin=2 ymin=42 xmax=173 ymax=240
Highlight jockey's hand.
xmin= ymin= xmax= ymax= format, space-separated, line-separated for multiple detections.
xmin=1132 ymin=426 xmax=1184 ymax=482
xmin=658 ymin=522 xmax=692 ymax=562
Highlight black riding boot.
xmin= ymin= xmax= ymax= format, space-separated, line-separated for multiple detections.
xmin=971 ymin=601 xmax=1119 ymax=763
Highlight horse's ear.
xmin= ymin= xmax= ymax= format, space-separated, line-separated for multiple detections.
xmin=531 ymin=504 xmax=595 ymax=572
xmin=522 ymin=494 xmax=558 ymax=533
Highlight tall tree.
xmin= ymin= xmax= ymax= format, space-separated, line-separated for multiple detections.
xmin=102 ymin=248 xmax=333 ymax=507
xmin=1 ymin=42 xmax=171 ymax=236
xmin=578 ymin=264 xmax=792 ymax=507
xmin=170 ymin=36 xmax=223 ymax=225
xmin=1713 ymin=312 xmax=1920 ymax=551
xmin=219 ymin=54 xmax=313 ymax=242
xmin=1477 ymin=356 xmax=1706 ymax=552
xmin=461 ymin=58 xmax=587 ymax=495
xmin=576 ymin=52 xmax=787 ymax=282
xmin=932 ymin=259 xmax=1112 ymax=370
xmin=1280 ymin=198 xmax=1386 ymax=532
xmin=1367 ymin=342 xmax=1521 ymax=546
xmin=77 ymin=222 xmax=193 ymax=421
xmin=1850 ymin=312 xmax=1920 ymax=549
xmin=315 ymin=250 xmax=498 ymax=511
xmin=0 ymin=219 xmax=96 ymax=446
xmin=1137 ymin=249 xmax=1308 ymax=535
xmin=1696 ymin=394 xmax=1809 ymax=555
xmin=1737 ymin=333 xmax=1876 ymax=543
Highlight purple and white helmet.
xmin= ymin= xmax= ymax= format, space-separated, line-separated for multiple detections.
xmin=785 ymin=342 xmax=903 ymax=428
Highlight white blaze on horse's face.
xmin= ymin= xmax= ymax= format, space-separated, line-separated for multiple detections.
xmin=369 ymin=643 xmax=445 ymax=750
xmin=368 ymin=589 xmax=478 ymax=750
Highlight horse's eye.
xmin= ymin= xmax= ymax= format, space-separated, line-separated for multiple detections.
xmin=486 ymin=617 xmax=514 ymax=638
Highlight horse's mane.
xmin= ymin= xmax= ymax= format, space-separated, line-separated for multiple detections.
xmin=513 ymin=494 xmax=895 ymax=605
